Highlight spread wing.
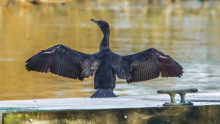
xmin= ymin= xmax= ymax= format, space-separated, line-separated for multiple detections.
xmin=113 ymin=48 xmax=183 ymax=83
xmin=25 ymin=44 xmax=101 ymax=80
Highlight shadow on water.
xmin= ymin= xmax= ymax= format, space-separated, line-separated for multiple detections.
xmin=0 ymin=0 xmax=220 ymax=100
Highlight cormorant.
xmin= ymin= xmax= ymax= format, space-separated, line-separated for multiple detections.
xmin=25 ymin=19 xmax=183 ymax=98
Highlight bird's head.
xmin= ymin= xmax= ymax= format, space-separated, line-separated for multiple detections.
xmin=91 ymin=19 xmax=109 ymax=34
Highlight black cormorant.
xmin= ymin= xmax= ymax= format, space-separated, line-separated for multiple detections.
xmin=25 ymin=19 xmax=183 ymax=98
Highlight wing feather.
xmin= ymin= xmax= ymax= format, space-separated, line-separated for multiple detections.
xmin=25 ymin=44 xmax=101 ymax=80
xmin=116 ymin=48 xmax=184 ymax=83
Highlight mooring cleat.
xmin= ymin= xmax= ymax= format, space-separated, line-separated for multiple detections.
xmin=157 ymin=88 xmax=198 ymax=106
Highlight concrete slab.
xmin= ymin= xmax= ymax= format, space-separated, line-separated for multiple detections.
xmin=0 ymin=93 xmax=220 ymax=124
xmin=0 ymin=93 xmax=219 ymax=113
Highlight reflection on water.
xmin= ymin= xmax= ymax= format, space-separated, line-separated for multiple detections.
xmin=0 ymin=0 xmax=220 ymax=100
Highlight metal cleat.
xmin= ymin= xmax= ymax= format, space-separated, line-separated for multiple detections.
xmin=157 ymin=88 xmax=198 ymax=106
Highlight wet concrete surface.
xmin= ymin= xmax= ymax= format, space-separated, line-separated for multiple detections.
xmin=0 ymin=93 xmax=219 ymax=113
xmin=0 ymin=93 xmax=220 ymax=124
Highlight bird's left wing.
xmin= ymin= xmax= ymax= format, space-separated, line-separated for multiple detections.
xmin=25 ymin=44 xmax=101 ymax=80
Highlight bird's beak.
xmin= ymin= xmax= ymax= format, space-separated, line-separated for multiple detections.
xmin=91 ymin=19 xmax=99 ymax=26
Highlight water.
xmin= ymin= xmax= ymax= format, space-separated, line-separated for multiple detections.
xmin=0 ymin=0 xmax=220 ymax=100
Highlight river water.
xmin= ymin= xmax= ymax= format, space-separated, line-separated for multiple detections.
xmin=0 ymin=0 xmax=220 ymax=100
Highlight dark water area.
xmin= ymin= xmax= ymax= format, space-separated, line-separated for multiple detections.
xmin=0 ymin=0 xmax=220 ymax=100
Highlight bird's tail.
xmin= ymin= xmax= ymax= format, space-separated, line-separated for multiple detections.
xmin=90 ymin=88 xmax=117 ymax=98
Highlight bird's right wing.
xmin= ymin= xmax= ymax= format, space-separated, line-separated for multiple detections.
xmin=124 ymin=48 xmax=183 ymax=83
xmin=25 ymin=44 xmax=101 ymax=80
xmin=112 ymin=48 xmax=183 ymax=83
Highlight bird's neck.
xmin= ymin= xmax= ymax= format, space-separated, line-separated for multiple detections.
xmin=99 ymin=29 xmax=110 ymax=50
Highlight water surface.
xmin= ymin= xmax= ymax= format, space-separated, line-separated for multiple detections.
xmin=0 ymin=0 xmax=220 ymax=100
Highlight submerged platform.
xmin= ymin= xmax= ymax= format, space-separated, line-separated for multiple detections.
xmin=0 ymin=93 xmax=220 ymax=124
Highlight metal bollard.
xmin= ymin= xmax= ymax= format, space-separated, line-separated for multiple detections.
xmin=157 ymin=88 xmax=198 ymax=106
